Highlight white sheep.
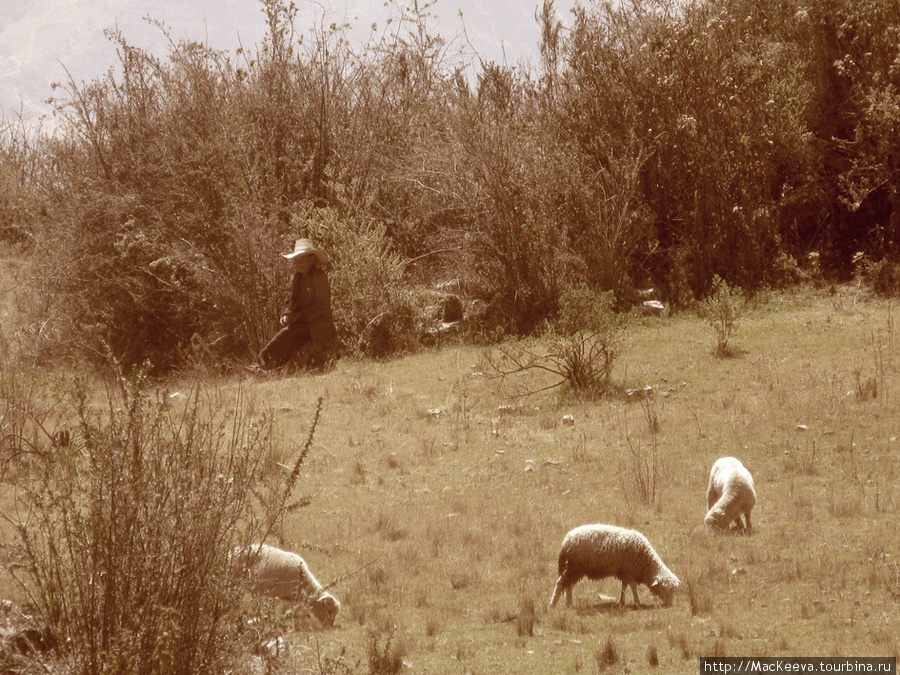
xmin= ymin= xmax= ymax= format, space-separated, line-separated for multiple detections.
xmin=549 ymin=524 xmax=680 ymax=608
xmin=705 ymin=456 xmax=756 ymax=533
xmin=233 ymin=544 xmax=340 ymax=626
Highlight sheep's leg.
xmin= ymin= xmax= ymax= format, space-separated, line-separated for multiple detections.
xmin=618 ymin=581 xmax=642 ymax=607
xmin=630 ymin=582 xmax=643 ymax=608
xmin=744 ymin=511 xmax=752 ymax=532
xmin=565 ymin=585 xmax=573 ymax=607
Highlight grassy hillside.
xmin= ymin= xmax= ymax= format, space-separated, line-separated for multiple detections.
xmin=180 ymin=285 xmax=898 ymax=673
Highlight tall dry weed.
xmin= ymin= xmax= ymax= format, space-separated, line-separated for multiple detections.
xmin=0 ymin=368 xmax=322 ymax=673
xmin=702 ymin=275 xmax=744 ymax=357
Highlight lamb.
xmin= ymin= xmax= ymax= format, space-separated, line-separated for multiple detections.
xmin=705 ymin=456 xmax=756 ymax=533
xmin=549 ymin=524 xmax=680 ymax=609
xmin=233 ymin=544 xmax=340 ymax=626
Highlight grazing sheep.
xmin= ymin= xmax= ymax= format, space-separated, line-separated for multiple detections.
xmin=549 ymin=524 xmax=680 ymax=609
xmin=705 ymin=456 xmax=756 ymax=533
xmin=234 ymin=544 xmax=340 ymax=626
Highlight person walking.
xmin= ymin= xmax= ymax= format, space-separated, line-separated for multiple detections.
xmin=249 ymin=238 xmax=336 ymax=372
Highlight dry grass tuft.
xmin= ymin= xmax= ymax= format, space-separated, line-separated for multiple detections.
xmin=646 ymin=642 xmax=660 ymax=667
xmin=366 ymin=627 xmax=407 ymax=675
xmin=595 ymin=635 xmax=619 ymax=670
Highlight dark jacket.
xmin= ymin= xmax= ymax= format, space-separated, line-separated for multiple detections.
xmin=283 ymin=267 xmax=336 ymax=346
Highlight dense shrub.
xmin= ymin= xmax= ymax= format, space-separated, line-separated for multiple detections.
xmin=6 ymin=0 xmax=900 ymax=372
xmin=564 ymin=0 xmax=809 ymax=300
xmin=0 ymin=118 xmax=44 ymax=246
xmin=859 ymin=256 xmax=900 ymax=297
xmin=298 ymin=203 xmax=425 ymax=358
xmin=445 ymin=92 xmax=571 ymax=334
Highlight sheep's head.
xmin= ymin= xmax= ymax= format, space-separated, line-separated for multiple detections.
xmin=310 ymin=593 xmax=340 ymax=626
xmin=649 ymin=574 xmax=680 ymax=607
xmin=704 ymin=506 xmax=730 ymax=531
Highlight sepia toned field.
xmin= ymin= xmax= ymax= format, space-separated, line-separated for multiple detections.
xmin=200 ymin=285 xmax=899 ymax=674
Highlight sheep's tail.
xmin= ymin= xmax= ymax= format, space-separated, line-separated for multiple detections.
xmin=321 ymin=554 xmax=384 ymax=593
xmin=549 ymin=556 xmax=569 ymax=607
xmin=555 ymin=547 xmax=567 ymax=574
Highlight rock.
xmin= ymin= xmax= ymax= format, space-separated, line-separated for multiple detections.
xmin=642 ymin=300 xmax=666 ymax=315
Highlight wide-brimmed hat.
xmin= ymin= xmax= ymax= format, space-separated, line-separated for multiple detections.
xmin=281 ymin=238 xmax=329 ymax=265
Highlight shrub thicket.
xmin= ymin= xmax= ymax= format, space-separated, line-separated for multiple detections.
xmin=4 ymin=0 xmax=900 ymax=372
xmin=299 ymin=203 xmax=424 ymax=358
xmin=0 ymin=118 xmax=43 ymax=246
xmin=0 ymin=367 xmax=321 ymax=673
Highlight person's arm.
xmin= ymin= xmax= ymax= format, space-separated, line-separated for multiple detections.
xmin=303 ymin=269 xmax=332 ymax=323
xmin=281 ymin=273 xmax=302 ymax=325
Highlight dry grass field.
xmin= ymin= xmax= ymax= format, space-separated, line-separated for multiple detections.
xmin=1 ymin=243 xmax=897 ymax=673
xmin=186 ymin=285 xmax=899 ymax=674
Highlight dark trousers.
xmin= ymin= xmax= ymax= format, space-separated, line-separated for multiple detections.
xmin=258 ymin=322 xmax=312 ymax=369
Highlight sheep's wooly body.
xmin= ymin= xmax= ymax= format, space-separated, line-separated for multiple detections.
xmin=549 ymin=524 xmax=680 ymax=608
xmin=705 ymin=456 xmax=756 ymax=533
xmin=236 ymin=544 xmax=340 ymax=626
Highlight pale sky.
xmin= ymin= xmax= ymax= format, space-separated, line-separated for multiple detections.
xmin=0 ymin=0 xmax=579 ymax=122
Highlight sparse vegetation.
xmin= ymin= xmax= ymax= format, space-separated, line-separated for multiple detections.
xmin=9 ymin=287 xmax=877 ymax=673
xmin=0 ymin=370 xmax=326 ymax=673
xmin=2 ymin=273 xmax=898 ymax=674
xmin=366 ymin=627 xmax=406 ymax=675
xmin=481 ymin=287 xmax=624 ymax=399
xmin=647 ymin=642 xmax=660 ymax=667
xmin=2 ymin=0 xmax=900 ymax=670
xmin=596 ymin=635 xmax=619 ymax=670
xmin=703 ymin=275 xmax=745 ymax=357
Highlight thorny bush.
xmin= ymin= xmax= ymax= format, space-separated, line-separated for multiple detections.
xmin=0 ymin=365 xmax=324 ymax=674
